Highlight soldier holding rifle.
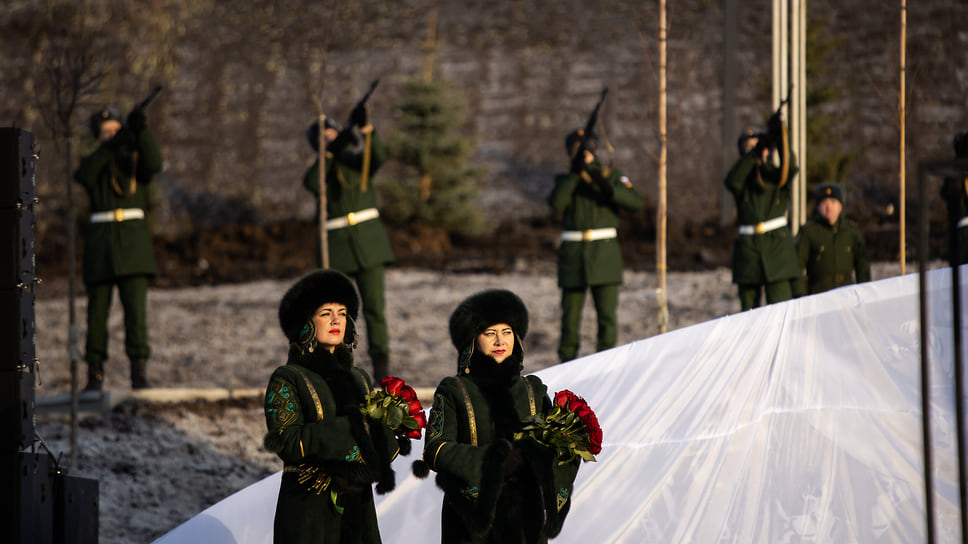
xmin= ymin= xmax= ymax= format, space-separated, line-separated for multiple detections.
xmin=75 ymin=86 xmax=163 ymax=390
xmin=548 ymin=89 xmax=644 ymax=363
xmin=723 ymin=95 xmax=800 ymax=311
xmin=303 ymin=81 xmax=394 ymax=381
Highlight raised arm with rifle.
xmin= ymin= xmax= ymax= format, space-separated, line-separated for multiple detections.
xmin=764 ymin=85 xmax=792 ymax=187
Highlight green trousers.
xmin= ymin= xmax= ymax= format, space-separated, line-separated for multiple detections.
xmin=738 ymin=280 xmax=792 ymax=311
xmin=348 ymin=265 xmax=390 ymax=358
xmin=85 ymin=275 xmax=151 ymax=365
xmin=558 ymin=284 xmax=619 ymax=363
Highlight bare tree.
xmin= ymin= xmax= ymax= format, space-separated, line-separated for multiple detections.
xmin=34 ymin=17 xmax=104 ymax=470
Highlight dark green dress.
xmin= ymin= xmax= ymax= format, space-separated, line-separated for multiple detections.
xmin=794 ymin=212 xmax=871 ymax=295
xmin=423 ymin=351 xmax=580 ymax=544
xmin=264 ymin=346 xmax=398 ymax=544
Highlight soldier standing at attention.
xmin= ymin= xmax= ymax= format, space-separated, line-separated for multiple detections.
xmin=793 ymin=182 xmax=870 ymax=296
xmin=303 ymin=102 xmax=394 ymax=381
xmin=940 ymin=130 xmax=968 ymax=266
xmin=75 ymin=105 xmax=163 ymax=390
xmin=548 ymin=129 xmax=644 ymax=363
xmin=723 ymin=113 xmax=799 ymax=310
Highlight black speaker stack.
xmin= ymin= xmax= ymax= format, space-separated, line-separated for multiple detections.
xmin=0 ymin=127 xmax=98 ymax=543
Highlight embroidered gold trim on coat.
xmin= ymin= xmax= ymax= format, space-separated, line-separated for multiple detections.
xmin=292 ymin=366 xmax=324 ymax=420
xmin=522 ymin=377 xmax=536 ymax=416
xmin=456 ymin=378 xmax=478 ymax=446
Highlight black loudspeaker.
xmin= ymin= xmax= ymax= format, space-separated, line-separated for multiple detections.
xmin=0 ymin=287 xmax=35 ymax=372
xmin=1 ymin=452 xmax=56 ymax=544
xmin=0 ymin=206 xmax=35 ymax=288
xmin=0 ymin=369 xmax=35 ymax=453
xmin=0 ymin=127 xmax=36 ymax=209
xmin=55 ymin=474 xmax=99 ymax=544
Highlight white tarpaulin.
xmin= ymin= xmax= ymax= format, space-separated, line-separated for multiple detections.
xmin=154 ymin=267 xmax=968 ymax=543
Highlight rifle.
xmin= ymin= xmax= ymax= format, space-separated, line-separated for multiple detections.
xmin=345 ymin=79 xmax=380 ymax=127
xmin=765 ymin=84 xmax=793 ymax=145
xmin=579 ymin=87 xmax=608 ymax=152
xmin=132 ymin=85 xmax=163 ymax=116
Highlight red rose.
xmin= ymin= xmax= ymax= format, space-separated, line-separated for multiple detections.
xmin=554 ymin=390 xmax=575 ymax=408
xmin=579 ymin=409 xmax=603 ymax=454
xmin=381 ymin=376 xmax=405 ymax=396
xmin=407 ymin=428 xmax=422 ymax=439
xmin=399 ymin=385 xmax=417 ymax=402
xmin=567 ymin=395 xmax=587 ymax=413
xmin=408 ymin=399 xmax=423 ymax=415
xmin=413 ymin=411 xmax=427 ymax=429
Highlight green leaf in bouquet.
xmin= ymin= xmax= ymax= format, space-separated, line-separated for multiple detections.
xmin=387 ymin=407 xmax=404 ymax=429
xmin=368 ymin=404 xmax=386 ymax=420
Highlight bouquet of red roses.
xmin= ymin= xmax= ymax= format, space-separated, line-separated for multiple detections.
xmin=361 ymin=376 xmax=427 ymax=439
xmin=517 ymin=389 xmax=603 ymax=464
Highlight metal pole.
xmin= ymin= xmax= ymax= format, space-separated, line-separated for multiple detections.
xmin=797 ymin=0 xmax=808 ymax=228
xmin=720 ymin=0 xmax=737 ymax=228
xmin=318 ymin=114 xmax=329 ymax=269
xmin=790 ymin=0 xmax=802 ymax=234
xmin=900 ymin=0 xmax=907 ymax=275
xmin=657 ymin=0 xmax=668 ymax=334
xmin=917 ymin=162 xmax=937 ymax=544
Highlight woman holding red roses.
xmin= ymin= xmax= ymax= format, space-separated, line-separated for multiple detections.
xmin=264 ymin=270 xmax=407 ymax=544
xmin=415 ymin=289 xmax=582 ymax=543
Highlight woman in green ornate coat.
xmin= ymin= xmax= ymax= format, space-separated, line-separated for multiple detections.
xmin=264 ymin=270 xmax=401 ymax=544
xmin=415 ymin=289 xmax=581 ymax=544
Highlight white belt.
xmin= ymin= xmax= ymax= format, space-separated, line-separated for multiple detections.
xmin=738 ymin=216 xmax=787 ymax=235
xmin=561 ymin=228 xmax=618 ymax=242
xmin=326 ymin=207 xmax=379 ymax=230
xmin=958 ymin=216 xmax=968 ymax=229
xmin=90 ymin=208 xmax=145 ymax=223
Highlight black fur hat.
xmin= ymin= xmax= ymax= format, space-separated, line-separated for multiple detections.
xmin=88 ymin=106 xmax=123 ymax=138
xmin=278 ymin=270 xmax=360 ymax=345
xmin=449 ymin=289 xmax=529 ymax=353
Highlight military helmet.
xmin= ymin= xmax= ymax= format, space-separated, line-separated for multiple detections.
xmin=565 ymin=128 xmax=598 ymax=156
xmin=737 ymin=126 xmax=765 ymax=156
xmin=306 ymin=118 xmax=344 ymax=152
xmin=278 ymin=269 xmax=360 ymax=349
xmin=88 ymin=106 xmax=123 ymax=138
xmin=814 ymin=182 xmax=845 ymax=205
xmin=954 ymin=130 xmax=968 ymax=158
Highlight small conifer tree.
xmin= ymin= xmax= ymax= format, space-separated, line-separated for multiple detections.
xmin=381 ymin=78 xmax=485 ymax=236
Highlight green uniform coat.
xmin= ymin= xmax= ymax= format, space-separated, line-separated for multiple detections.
xmin=548 ymin=165 xmax=644 ymax=288
xmin=794 ymin=213 xmax=871 ymax=295
xmin=724 ymin=150 xmax=800 ymax=285
xmin=424 ymin=373 xmax=580 ymax=544
xmin=941 ymin=176 xmax=968 ymax=265
xmin=303 ymin=131 xmax=394 ymax=274
xmin=264 ymin=346 xmax=398 ymax=544
xmin=74 ymin=129 xmax=163 ymax=284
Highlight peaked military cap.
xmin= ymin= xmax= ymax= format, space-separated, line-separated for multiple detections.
xmin=815 ymin=182 xmax=845 ymax=205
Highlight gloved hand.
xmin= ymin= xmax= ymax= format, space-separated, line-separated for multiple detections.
xmin=127 ymin=109 xmax=147 ymax=134
xmin=767 ymin=114 xmax=783 ymax=144
xmin=107 ymin=128 xmax=136 ymax=150
xmin=570 ymin=146 xmax=587 ymax=174
xmin=350 ymin=103 xmax=369 ymax=128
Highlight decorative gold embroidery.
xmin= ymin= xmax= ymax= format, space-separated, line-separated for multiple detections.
xmin=291 ymin=366 xmax=324 ymax=421
xmin=266 ymin=377 xmax=297 ymax=427
xmin=522 ymin=377 xmax=536 ymax=416
xmin=456 ymin=378 xmax=477 ymax=446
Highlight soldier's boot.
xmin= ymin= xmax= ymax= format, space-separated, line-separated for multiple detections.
xmin=84 ymin=361 xmax=104 ymax=392
xmin=131 ymin=357 xmax=152 ymax=390
xmin=372 ymin=353 xmax=390 ymax=383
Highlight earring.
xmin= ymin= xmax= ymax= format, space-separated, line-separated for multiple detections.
xmin=458 ymin=344 xmax=473 ymax=375
xmin=297 ymin=320 xmax=318 ymax=354
xmin=347 ymin=315 xmax=360 ymax=350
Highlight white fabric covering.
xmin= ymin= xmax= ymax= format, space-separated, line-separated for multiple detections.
xmin=153 ymin=267 xmax=968 ymax=543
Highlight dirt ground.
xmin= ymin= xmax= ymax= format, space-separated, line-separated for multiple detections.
xmin=27 ymin=258 xmax=913 ymax=544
